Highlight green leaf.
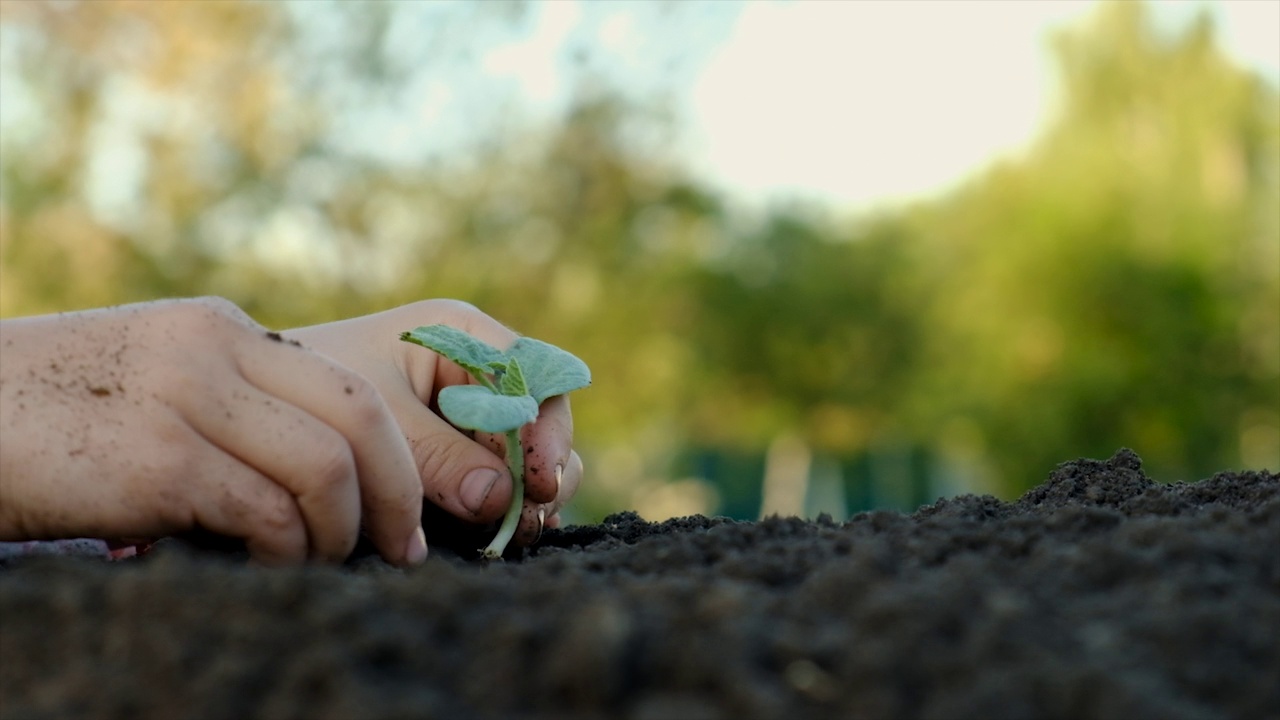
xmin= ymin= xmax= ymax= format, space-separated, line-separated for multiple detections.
xmin=437 ymin=385 xmax=539 ymax=433
xmin=506 ymin=336 xmax=592 ymax=404
xmin=499 ymin=356 xmax=528 ymax=397
xmin=400 ymin=325 xmax=505 ymax=382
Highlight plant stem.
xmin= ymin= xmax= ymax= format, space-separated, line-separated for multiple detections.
xmin=476 ymin=373 xmax=499 ymax=393
xmin=481 ymin=428 xmax=524 ymax=559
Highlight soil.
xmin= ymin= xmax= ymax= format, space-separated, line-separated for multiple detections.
xmin=1 ymin=448 xmax=1277 ymax=720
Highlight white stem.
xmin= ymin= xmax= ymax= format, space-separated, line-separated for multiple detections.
xmin=481 ymin=428 xmax=524 ymax=559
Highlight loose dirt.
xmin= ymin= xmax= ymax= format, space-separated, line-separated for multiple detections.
xmin=1 ymin=449 xmax=1277 ymax=720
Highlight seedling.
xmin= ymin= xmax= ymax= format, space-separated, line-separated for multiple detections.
xmin=399 ymin=325 xmax=591 ymax=559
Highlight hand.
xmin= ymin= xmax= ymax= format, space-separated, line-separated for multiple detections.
xmin=0 ymin=297 xmax=427 ymax=567
xmin=285 ymin=299 xmax=583 ymax=546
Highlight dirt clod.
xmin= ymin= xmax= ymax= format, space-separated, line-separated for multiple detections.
xmin=264 ymin=330 xmax=303 ymax=348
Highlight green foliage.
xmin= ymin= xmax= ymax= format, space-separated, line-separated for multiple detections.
xmin=436 ymin=385 xmax=539 ymax=436
xmin=507 ymin=337 xmax=596 ymax=404
xmin=688 ymin=213 xmax=922 ymax=451
xmin=400 ymin=324 xmax=506 ymax=386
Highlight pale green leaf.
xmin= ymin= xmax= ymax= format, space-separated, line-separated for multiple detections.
xmin=437 ymin=385 xmax=540 ymax=433
xmin=499 ymin=356 xmax=528 ymax=397
xmin=506 ymin=336 xmax=591 ymax=403
xmin=400 ymin=325 xmax=504 ymax=382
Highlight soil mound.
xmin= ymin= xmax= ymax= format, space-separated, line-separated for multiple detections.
xmin=2 ymin=449 xmax=1277 ymax=719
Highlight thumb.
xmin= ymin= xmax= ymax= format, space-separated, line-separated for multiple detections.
xmin=385 ymin=391 xmax=513 ymax=524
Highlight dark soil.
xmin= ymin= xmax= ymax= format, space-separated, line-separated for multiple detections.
xmin=1 ymin=449 xmax=1277 ymax=720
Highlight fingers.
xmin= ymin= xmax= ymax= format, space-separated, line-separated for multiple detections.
xmin=520 ymin=395 xmax=574 ymax=505
xmin=467 ymin=393 xmax=574 ymax=547
xmin=0 ymin=297 xmax=442 ymax=567
xmin=513 ymin=450 xmax=583 ymax=546
xmin=286 ymin=299 xmax=584 ymax=546
xmin=381 ymin=386 xmax=514 ymax=524
xmin=472 ymin=394 xmax=574 ymax=504
xmin=369 ymin=300 xmax=577 ymax=521
xmin=182 ymin=443 xmax=309 ymax=566
xmin=384 ymin=380 xmax=579 ymax=548
xmin=558 ymin=450 xmax=584 ymax=511
xmin=230 ymin=333 xmax=426 ymax=567
xmin=513 ymin=502 xmax=546 ymax=546
xmin=182 ymin=379 xmax=362 ymax=563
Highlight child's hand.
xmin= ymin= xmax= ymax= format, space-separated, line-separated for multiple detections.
xmin=0 ymin=298 xmax=427 ymax=567
xmin=285 ymin=300 xmax=583 ymax=546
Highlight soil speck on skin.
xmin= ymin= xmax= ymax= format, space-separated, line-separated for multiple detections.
xmin=1 ymin=449 xmax=1277 ymax=720
xmin=265 ymin=331 xmax=303 ymax=348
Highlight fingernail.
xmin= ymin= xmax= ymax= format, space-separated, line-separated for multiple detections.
xmin=536 ymin=507 xmax=546 ymax=542
xmin=405 ymin=527 xmax=428 ymax=565
xmin=555 ymin=464 xmax=563 ymax=494
xmin=461 ymin=468 xmax=500 ymax=515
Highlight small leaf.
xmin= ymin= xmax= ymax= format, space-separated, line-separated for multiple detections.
xmin=437 ymin=385 xmax=539 ymax=433
xmin=400 ymin=325 xmax=504 ymax=382
xmin=500 ymin=356 xmax=528 ymax=397
xmin=506 ymin=336 xmax=591 ymax=403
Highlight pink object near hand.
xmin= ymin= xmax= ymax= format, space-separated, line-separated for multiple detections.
xmin=0 ymin=538 xmax=151 ymax=560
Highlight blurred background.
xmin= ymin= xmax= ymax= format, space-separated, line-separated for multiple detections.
xmin=2 ymin=0 xmax=1277 ymax=523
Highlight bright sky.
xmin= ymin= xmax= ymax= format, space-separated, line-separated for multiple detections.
xmin=684 ymin=1 xmax=1087 ymax=211
xmin=474 ymin=0 xmax=1280 ymax=213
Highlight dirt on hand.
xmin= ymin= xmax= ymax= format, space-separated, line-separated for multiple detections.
xmin=1 ymin=449 xmax=1277 ymax=720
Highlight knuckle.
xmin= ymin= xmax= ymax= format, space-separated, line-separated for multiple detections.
xmin=161 ymin=296 xmax=260 ymax=343
xmin=304 ymin=440 xmax=358 ymax=494
xmin=255 ymin=491 xmax=300 ymax=535
xmin=188 ymin=296 xmax=253 ymax=325
xmin=338 ymin=374 xmax=389 ymax=427
xmin=212 ymin=478 xmax=305 ymax=563
xmin=191 ymin=295 xmax=240 ymax=315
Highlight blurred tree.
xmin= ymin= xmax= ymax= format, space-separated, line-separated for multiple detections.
xmin=0 ymin=1 xmax=304 ymax=319
xmin=902 ymin=1 xmax=1279 ymax=491
xmin=687 ymin=211 xmax=922 ymax=453
xmin=0 ymin=0 xmax=496 ymax=327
